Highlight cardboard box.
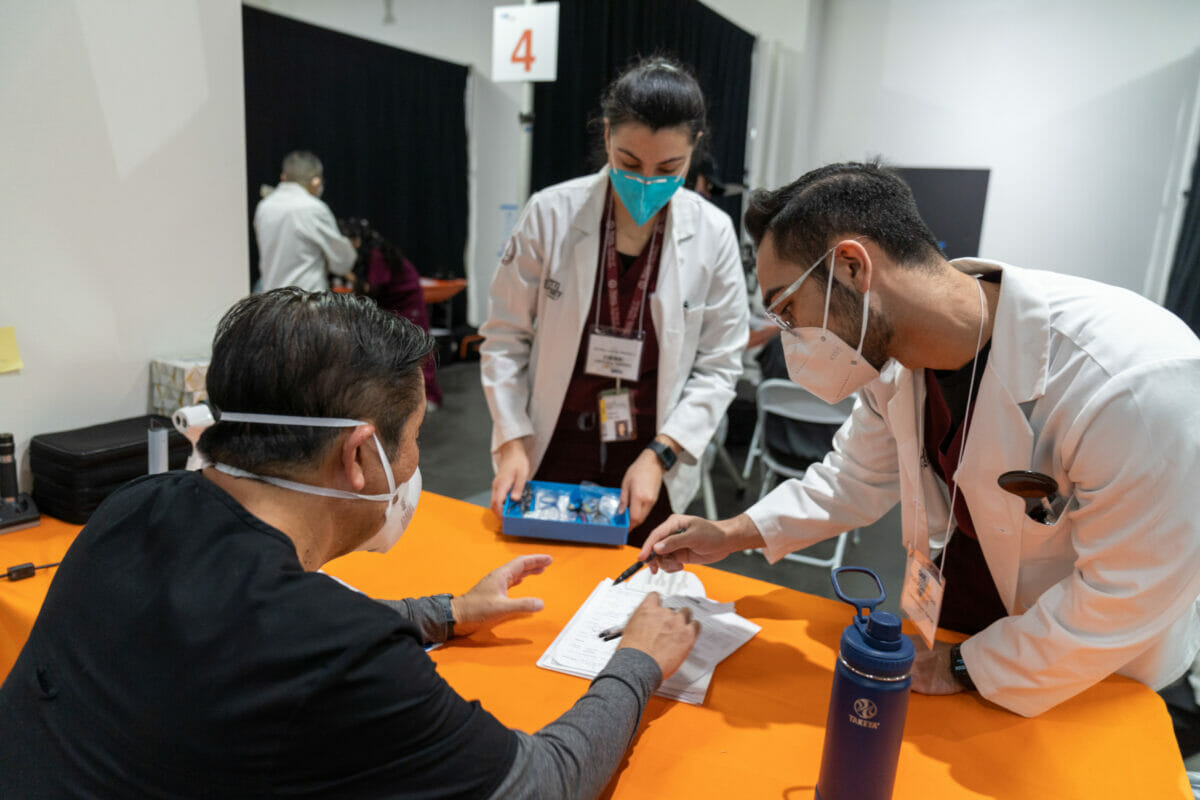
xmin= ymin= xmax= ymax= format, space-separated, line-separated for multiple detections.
xmin=149 ymin=357 xmax=209 ymax=416
xmin=502 ymin=480 xmax=630 ymax=545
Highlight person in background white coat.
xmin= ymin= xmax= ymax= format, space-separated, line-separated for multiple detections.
xmin=640 ymin=161 xmax=1200 ymax=717
xmin=481 ymin=57 xmax=748 ymax=546
xmin=254 ymin=150 xmax=357 ymax=293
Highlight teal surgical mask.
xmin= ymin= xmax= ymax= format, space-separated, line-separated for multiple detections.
xmin=609 ymin=162 xmax=685 ymax=226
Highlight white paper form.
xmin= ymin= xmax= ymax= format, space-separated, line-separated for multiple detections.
xmin=537 ymin=573 xmax=761 ymax=705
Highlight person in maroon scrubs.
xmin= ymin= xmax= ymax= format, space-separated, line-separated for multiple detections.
xmin=481 ymin=57 xmax=749 ymax=546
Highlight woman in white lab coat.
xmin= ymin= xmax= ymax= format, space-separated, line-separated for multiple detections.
xmin=480 ymin=57 xmax=748 ymax=545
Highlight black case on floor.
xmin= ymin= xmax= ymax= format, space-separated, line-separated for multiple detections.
xmin=30 ymin=415 xmax=191 ymax=524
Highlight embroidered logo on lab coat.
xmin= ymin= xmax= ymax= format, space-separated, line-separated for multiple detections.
xmin=544 ymin=278 xmax=562 ymax=300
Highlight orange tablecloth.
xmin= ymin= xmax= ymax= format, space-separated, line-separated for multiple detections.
xmin=1 ymin=496 xmax=1190 ymax=798
xmin=419 ymin=277 xmax=467 ymax=305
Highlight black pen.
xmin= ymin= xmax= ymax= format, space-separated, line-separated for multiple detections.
xmin=612 ymin=552 xmax=657 ymax=586
xmin=597 ymin=626 xmax=625 ymax=641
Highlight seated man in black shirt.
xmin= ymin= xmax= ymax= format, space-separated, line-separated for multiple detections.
xmin=0 ymin=288 xmax=699 ymax=799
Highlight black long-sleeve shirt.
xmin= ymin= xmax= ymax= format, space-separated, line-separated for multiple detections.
xmin=0 ymin=471 xmax=659 ymax=798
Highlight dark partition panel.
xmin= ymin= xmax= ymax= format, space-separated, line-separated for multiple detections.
xmin=530 ymin=0 xmax=754 ymax=213
xmin=242 ymin=7 xmax=469 ymax=287
xmin=894 ymin=168 xmax=991 ymax=260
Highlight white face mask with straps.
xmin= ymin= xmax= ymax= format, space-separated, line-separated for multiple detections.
xmin=211 ymin=412 xmax=420 ymax=554
xmin=776 ymin=245 xmax=882 ymax=404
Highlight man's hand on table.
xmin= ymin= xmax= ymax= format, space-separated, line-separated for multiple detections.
xmin=638 ymin=513 xmax=765 ymax=573
xmin=618 ymin=592 xmax=700 ymax=679
xmin=910 ymin=639 xmax=964 ymax=695
xmin=450 ymin=554 xmax=552 ymax=637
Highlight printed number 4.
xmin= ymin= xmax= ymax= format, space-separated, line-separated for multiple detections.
xmin=511 ymin=28 xmax=535 ymax=72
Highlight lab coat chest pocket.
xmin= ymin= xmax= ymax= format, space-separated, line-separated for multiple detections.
xmin=1013 ymin=495 xmax=1075 ymax=609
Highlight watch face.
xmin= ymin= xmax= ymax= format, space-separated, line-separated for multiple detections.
xmin=651 ymin=442 xmax=675 ymax=469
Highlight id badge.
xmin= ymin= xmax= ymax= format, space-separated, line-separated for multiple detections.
xmin=900 ymin=546 xmax=945 ymax=649
xmin=598 ymin=388 xmax=636 ymax=442
xmin=585 ymin=327 xmax=644 ymax=381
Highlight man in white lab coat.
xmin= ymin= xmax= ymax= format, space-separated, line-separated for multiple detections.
xmin=254 ymin=150 xmax=357 ymax=293
xmin=640 ymin=161 xmax=1200 ymax=717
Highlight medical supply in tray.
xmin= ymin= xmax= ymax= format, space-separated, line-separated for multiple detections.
xmin=502 ymin=480 xmax=629 ymax=545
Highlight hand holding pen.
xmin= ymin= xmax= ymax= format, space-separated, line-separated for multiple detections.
xmin=597 ymin=553 xmax=659 ymax=640
xmin=596 ymin=593 xmax=700 ymax=680
xmin=637 ymin=514 xmax=764 ymax=573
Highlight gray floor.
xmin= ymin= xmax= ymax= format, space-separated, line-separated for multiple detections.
xmin=423 ymin=359 xmax=1200 ymax=773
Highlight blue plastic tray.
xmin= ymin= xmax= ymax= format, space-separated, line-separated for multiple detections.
xmin=501 ymin=480 xmax=630 ymax=545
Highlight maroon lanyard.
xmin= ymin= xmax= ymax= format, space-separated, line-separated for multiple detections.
xmin=597 ymin=192 xmax=664 ymax=336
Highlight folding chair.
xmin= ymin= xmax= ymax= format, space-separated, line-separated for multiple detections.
xmin=748 ymin=379 xmax=858 ymax=570
xmin=700 ymin=416 xmax=745 ymax=520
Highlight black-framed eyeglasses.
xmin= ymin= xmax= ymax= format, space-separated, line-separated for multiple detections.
xmin=763 ymin=246 xmax=833 ymax=331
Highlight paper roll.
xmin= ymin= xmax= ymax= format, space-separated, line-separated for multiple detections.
xmin=148 ymin=426 xmax=168 ymax=475
xmin=173 ymin=403 xmax=215 ymax=444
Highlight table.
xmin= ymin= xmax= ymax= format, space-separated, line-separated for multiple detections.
xmin=1 ymin=494 xmax=1191 ymax=798
xmin=419 ymin=277 xmax=467 ymax=337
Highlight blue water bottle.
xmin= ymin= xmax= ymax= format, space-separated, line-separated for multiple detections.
xmin=815 ymin=567 xmax=915 ymax=800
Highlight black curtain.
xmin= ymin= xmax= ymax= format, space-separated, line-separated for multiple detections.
xmin=1165 ymin=142 xmax=1200 ymax=335
xmin=242 ymin=7 xmax=468 ymax=288
xmin=530 ymin=0 xmax=754 ymax=230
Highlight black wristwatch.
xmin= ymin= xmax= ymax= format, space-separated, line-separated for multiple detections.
xmin=433 ymin=593 xmax=456 ymax=639
xmin=646 ymin=440 xmax=677 ymax=471
xmin=949 ymin=643 xmax=976 ymax=691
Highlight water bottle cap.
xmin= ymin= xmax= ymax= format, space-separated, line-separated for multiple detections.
xmin=830 ymin=568 xmax=914 ymax=677
xmin=841 ymin=612 xmax=914 ymax=677
xmin=865 ymin=610 xmax=902 ymax=643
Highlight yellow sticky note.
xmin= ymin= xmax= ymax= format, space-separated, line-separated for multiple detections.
xmin=0 ymin=327 xmax=23 ymax=373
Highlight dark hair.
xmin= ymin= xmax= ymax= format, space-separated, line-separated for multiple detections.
xmin=338 ymin=217 xmax=405 ymax=292
xmin=281 ymin=151 xmax=323 ymax=185
xmin=686 ymin=151 xmax=724 ymax=196
xmin=599 ymin=55 xmax=707 ymax=142
xmin=199 ymin=288 xmax=435 ymax=475
xmin=744 ymin=160 xmax=941 ymax=271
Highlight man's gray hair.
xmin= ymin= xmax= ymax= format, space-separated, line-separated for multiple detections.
xmin=281 ymin=151 xmax=323 ymax=186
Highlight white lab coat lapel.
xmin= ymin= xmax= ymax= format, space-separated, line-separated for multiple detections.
xmin=888 ymin=365 xmax=935 ymax=554
xmin=526 ymin=174 xmax=606 ymax=465
xmin=651 ymin=195 xmax=696 ymax=433
xmin=952 ymin=261 xmax=1052 ymax=613
xmin=567 ymin=217 xmax=602 ymax=339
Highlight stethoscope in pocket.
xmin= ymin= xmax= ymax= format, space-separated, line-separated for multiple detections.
xmin=997 ymin=470 xmax=1069 ymax=525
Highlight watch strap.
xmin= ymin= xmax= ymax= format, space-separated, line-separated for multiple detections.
xmin=647 ymin=440 xmax=676 ymax=471
xmin=433 ymin=593 xmax=456 ymax=639
xmin=949 ymin=643 xmax=976 ymax=691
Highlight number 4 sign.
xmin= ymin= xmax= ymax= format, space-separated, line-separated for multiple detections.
xmin=492 ymin=3 xmax=559 ymax=82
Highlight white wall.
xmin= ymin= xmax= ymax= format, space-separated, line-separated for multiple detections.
xmin=0 ymin=0 xmax=249 ymax=493
xmin=242 ymin=0 xmax=527 ymax=327
xmin=799 ymin=0 xmax=1200 ymax=295
xmin=701 ymin=0 xmax=809 ymax=53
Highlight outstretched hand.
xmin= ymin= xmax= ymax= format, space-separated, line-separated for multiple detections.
xmin=450 ymin=554 xmax=552 ymax=637
xmin=637 ymin=513 xmax=764 ymax=573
